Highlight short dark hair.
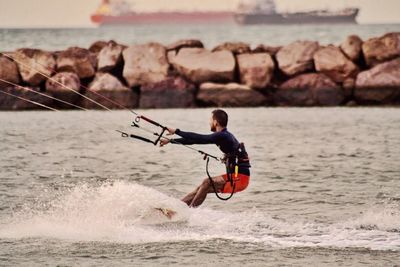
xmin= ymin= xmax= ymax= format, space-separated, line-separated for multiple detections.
xmin=212 ymin=109 xmax=228 ymax=127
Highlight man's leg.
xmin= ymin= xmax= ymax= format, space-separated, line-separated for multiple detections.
xmin=189 ymin=175 xmax=226 ymax=207
xmin=181 ymin=185 xmax=200 ymax=206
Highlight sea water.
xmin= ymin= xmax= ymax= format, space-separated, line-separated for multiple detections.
xmin=0 ymin=108 xmax=399 ymax=266
xmin=1 ymin=24 xmax=400 ymax=51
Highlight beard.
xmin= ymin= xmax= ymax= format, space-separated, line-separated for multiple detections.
xmin=210 ymin=125 xmax=216 ymax=132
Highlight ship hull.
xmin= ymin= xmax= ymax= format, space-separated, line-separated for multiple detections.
xmin=91 ymin=12 xmax=235 ymax=25
xmin=234 ymin=11 xmax=359 ymax=25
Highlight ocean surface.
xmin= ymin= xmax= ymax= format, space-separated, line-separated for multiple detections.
xmin=0 ymin=24 xmax=400 ymax=51
xmin=0 ymin=108 xmax=399 ymax=266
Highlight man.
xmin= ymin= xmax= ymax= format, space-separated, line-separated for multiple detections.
xmin=160 ymin=109 xmax=251 ymax=207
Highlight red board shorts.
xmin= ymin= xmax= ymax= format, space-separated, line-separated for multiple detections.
xmin=220 ymin=173 xmax=250 ymax=194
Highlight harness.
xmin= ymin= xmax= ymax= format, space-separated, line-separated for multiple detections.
xmin=118 ymin=115 xmax=249 ymax=201
xmin=206 ymin=142 xmax=250 ymax=201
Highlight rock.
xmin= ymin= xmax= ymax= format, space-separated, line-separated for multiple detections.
xmin=212 ymin=42 xmax=251 ymax=55
xmin=197 ymin=82 xmax=268 ymax=107
xmin=275 ymin=73 xmax=344 ymax=106
xmin=45 ymin=72 xmax=81 ymax=109
xmin=139 ymin=76 xmax=196 ymax=108
xmin=355 ymin=58 xmax=400 ymax=104
xmin=314 ymin=45 xmax=359 ymax=83
xmin=346 ymin=100 xmax=357 ymax=107
xmin=362 ymin=32 xmax=400 ymax=67
xmin=82 ymin=73 xmax=138 ymax=109
xmin=0 ymin=87 xmax=53 ymax=110
xmin=343 ymin=78 xmax=355 ymax=99
xmin=122 ymin=42 xmax=169 ymax=87
xmin=340 ymin=35 xmax=363 ymax=62
xmin=200 ymin=82 xmax=251 ymax=91
xmin=276 ymin=40 xmax=319 ymax=76
xmin=166 ymin=39 xmax=204 ymax=52
xmin=13 ymin=48 xmax=56 ymax=86
xmin=252 ymin=45 xmax=281 ymax=56
xmin=56 ymin=47 xmax=97 ymax=79
xmin=237 ymin=53 xmax=275 ymax=89
xmin=0 ymin=56 xmax=20 ymax=88
xmin=167 ymin=40 xmax=204 ymax=67
xmin=167 ymin=50 xmax=178 ymax=64
xmin=89 ymin=40 xmax=109 ymax=55
xmin=172 ymin=48 xmax=235 ymax=84
xmin=97 ymin=41 xmax=124 ymax=72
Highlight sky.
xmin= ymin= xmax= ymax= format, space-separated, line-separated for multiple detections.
xmin=0 ymin=0 xmax=399 ymax=28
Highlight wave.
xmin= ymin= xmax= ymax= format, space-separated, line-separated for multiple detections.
xmin=0 ymin=181 xmax=399 ymax=251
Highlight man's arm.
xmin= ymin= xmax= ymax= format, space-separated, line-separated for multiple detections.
xmin=172 ymin=129 xmax=218 ymax=145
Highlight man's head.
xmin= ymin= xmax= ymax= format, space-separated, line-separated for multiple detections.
xmin=210 ymin=109 xmax=228 ymax=132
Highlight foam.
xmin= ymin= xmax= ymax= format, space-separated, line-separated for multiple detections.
xmin=0 ymin=181 xmax=399 ymax=250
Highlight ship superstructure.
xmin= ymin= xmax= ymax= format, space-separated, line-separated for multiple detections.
xmin=234 ymin=0 xmax=359 ymax=25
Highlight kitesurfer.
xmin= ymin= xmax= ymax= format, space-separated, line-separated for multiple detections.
xmin=160 ymin=109 xmax=251 ymax=207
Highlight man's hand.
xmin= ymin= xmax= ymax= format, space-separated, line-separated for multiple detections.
xmin=160 ymin=127 xmax=176 ymax=146
xmin=160 ymin=138 xmax=170 ymax=147
xmin=166 ymin=127 xmax=176 ymax=135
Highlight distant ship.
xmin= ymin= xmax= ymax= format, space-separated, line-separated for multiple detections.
xmin=234 ymin=0 xmax=359 ymax=25
xmin=91 ymin=0 xmax=359 ymax=26
xmin=90 ymin=0 xmax=234 ymax=25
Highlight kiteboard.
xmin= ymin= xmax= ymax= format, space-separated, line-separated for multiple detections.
xmin=154 ymin=208 xmax=177 ymax=219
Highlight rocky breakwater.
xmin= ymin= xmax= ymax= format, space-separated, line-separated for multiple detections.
xmin=1 ymin=32 xmax=400 ymax=110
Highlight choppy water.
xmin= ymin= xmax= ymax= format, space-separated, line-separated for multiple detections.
xmin=1 ymin=24 xmax=400 ymax=51
xmin=0 ymin=108 xmax=400 ymax=266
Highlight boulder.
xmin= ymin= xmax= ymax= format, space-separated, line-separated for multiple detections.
xmin=340 ymin=35 xmax=363 ymax=62
xmin=13 ymin=48 xmax=56 ymax=86
xmin=237 ymin=53 xmax=275 ymax=89
xmin=45 ymin=72 xmax=81 ymax=109
xmin=343 ymin=78 xmax=355 ymax=99
xmin=275 ymin=73 xmax=344 ymax=106
xmin=314 ymin=45 xmax=359 ymax=83
xmin=167 ymin=40 xmax=204 ymax=65
xmin=82 ymin=73 xmax=138 ymax=109
xmin=166 ymin=39 xmax=204 ymax=52
xmin=167 ymin=50 xmax=178 ymax=65
xmin=362 ymin=32 xmax=400 ymax=67
xmin=197 ymin=82 xmax=268 ymax=107
xmin=252 ymin=45 xmax=281 ymax=56
xmin=355 ymin=58 xmax=400 ymax=104
xmin=276 ymin=40 xmax=319 ymax=76
xmin=0 ymin=87 xmax=53 ymax=110
xmin=56 ymin=47 xmax=97 ymax=79
xmin=122 ymin=42 xmax=169 ymax=87
xmin=97 ymin=41 xmax=124 ymax=72
xmin=139 ymin=76 xmax=196 ymax=108
xmin=0 ymin=56 xmax=20 ymax=88
xmin=89 ymin=40 xmax=109 ymax=55
xmin=172 ymin=48 xmax=235 ymax=84
xmin=346 ymin=100 xmax=358 ymax=107
xmin=212 ymin=42 xmax=251 ymax=55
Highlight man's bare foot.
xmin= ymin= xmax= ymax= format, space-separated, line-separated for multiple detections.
xmin=155 ymin=208 xmax=177 ymax=219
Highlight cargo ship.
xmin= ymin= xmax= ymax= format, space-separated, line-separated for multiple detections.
xmin=90 ymin=0 xmax=234 ymax=25
xmin=234 ymin=0 xmax=359 ymax=25
xmin=90 ymin=0 xmax=359 ymax=26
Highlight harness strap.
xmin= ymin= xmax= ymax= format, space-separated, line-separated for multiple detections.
xmin=205 ymin=157 xmax=235 ymax=201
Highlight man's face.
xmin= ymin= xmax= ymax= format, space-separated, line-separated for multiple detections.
xmin=210 ymin=115 xmax=217 ymax=132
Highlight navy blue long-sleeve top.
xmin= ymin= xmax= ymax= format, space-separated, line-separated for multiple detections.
xmin=172 ymin=128 xmax=251 ymax=174
xmin=173 ymin=128 xmax=237 ymax=154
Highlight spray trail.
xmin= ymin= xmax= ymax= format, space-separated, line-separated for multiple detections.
xmin=0 ymin=181 xmax=399 ymax=250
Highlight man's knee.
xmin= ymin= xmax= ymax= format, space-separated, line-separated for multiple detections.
xmin=201 ymin=178 xmax=210 ymax=187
